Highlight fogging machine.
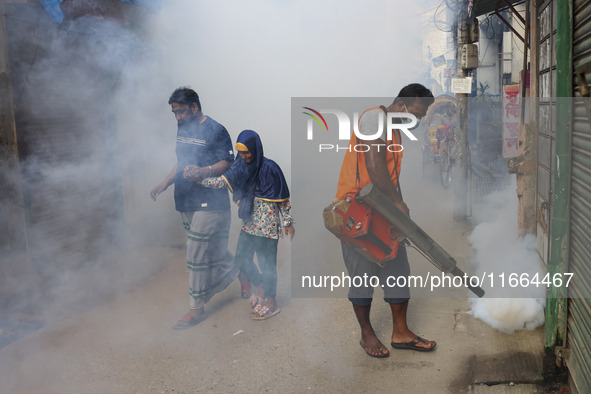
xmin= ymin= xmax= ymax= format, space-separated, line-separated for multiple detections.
xmin=323 ymin=183 xmax=485 ymax=297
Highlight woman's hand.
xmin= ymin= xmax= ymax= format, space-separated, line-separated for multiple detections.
xmin=284 ymin=224 xmax=295 ymax=240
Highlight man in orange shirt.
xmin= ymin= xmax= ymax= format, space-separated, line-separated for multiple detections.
xmin=336 ymin=83 xmax=436 ymax=357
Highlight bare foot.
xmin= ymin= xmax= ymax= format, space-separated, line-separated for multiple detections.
xmin=359 ymin=336 xmax=390 ymax=358
xmin=239 ymin=272 xmax=250 ymax=298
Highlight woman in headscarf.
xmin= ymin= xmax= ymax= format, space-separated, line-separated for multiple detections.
xmin=185 ymin=129 xmax=294 ymax=320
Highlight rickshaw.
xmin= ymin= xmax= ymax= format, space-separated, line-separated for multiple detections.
xmin=421 ymin=95 xmax=457 ymax=189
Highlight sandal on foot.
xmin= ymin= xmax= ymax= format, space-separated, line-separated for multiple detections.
xmin=360 ymin=340 xmax=390 ymax=358
xmin=240 ymin=282 xmax=251 ymax=298
xmin=248 ymin=294 xmax=262 ymax=311
xmin=252 ymin=305 xmax=281 ymax=320
xmin=252 ymin=303 xmax=264 ymax=315
xmin=172 ymin=313 xmax=206 ymax=330
xmin=391 ymin=336 xmax=436 ymax=352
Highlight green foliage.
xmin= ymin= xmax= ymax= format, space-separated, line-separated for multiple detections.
xmin=477 ymin=81 xmax=490 ymax=96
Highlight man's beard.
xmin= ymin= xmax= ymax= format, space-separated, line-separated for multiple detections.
xmin=177 ymin=115 xmax=197 ymax=128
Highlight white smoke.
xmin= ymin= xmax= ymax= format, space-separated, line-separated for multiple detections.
xmin=468 ymin=175 xmax=545 ymax=334
xmin=1 ymin=0 xmax=441 ymax=320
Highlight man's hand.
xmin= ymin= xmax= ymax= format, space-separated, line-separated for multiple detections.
xmin=150 ymin=164 xmax=176 ymax=201
xmin=150 ymin=183 xmax=169 ymax=201
xmin=284 ymin=224 xmax=295 ymax=240
xmin=183 ymin=165 xmax=204 ymax=183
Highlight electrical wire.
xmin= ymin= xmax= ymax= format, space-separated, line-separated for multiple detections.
xmin=512 ymin=35 xmax=525 ymax=55
xmin=479 ymin=34 xmax=492 ymax=62
xmin=434 ymin=0 xmax=456 ymax=33
xmin=445 ymin=0 xmax=459 ymax=12
xmin=483 ymin=14 xmax=496 ymax=40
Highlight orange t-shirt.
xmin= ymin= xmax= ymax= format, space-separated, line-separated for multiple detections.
xmin=335 ymin=107 xmax=403 ymax=200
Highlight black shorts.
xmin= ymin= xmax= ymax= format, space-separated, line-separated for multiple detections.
xmin=341 ymin=242 xmax=410 ymax=305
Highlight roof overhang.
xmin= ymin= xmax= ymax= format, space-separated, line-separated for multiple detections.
xmin=471 ymin=0 xmax=526 ymax=18
xmin=472 ymin=0 xmax=529 ymax=47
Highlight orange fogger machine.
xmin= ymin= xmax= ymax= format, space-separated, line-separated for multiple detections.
xmin=323 ymin=183 xmax=485 ymax=298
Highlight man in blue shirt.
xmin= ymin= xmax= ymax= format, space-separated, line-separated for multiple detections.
xmin=150 ymin=87 xmax=237 ymax=329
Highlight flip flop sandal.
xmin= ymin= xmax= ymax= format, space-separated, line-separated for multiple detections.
xmin=391 ymin=336 xmax=436 ymax=352
xmin=252 ymin=305 xmax=281 ymax=320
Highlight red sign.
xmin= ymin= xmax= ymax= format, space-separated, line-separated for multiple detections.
xmin=502 ymin=85 xmax=520 ymax=158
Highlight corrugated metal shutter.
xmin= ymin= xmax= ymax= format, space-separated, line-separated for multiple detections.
xmin=567 ymin=1 xmax=591 ymax=393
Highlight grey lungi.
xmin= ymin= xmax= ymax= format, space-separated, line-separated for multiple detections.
xmin=181 ymin=210 xmax=238 ymax=309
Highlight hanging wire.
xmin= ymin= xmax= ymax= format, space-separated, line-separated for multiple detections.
xmin=481 ymin=13 xmax=497 ymax=40
xmin=434 ymin=0 xmax=456 ymax=33
xmin=479 ymin=35 xmax=492 ymax=62
xmin=445 ymin=0 xmax=459 ymax=12
xmin=512 ymin=35 xmax=525 ymax=55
